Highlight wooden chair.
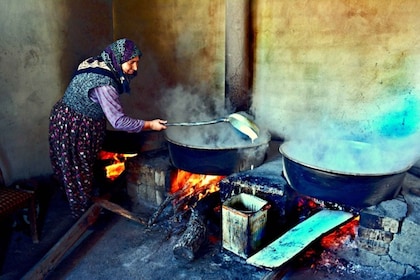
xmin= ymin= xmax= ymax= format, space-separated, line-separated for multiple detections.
xmin=0 ymin=168 xmax=39 ymax=243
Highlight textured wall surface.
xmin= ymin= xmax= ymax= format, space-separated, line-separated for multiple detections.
xmin=113 ymin=0 xmax=226 ymax=122
xmin=0 ymin=0 xmax=112 ymax=184
xmin=252 ymin=0 xmax=420 ymax=146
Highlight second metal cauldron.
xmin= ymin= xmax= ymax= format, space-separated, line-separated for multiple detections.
xmin=279 ymin=140 xmax=412 ymax=209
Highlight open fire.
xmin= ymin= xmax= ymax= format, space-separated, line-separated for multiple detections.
xmin=169 ymin=169 xmax=224 ymax=211
xmin=296 ymin=196 xmax=360 ymax=249
xmin=166 ymin=168 xmax=362 ymax=267
xmin=320 ymin=216 xmax=359 ymax=249
xmin=98 ymin=151 xmax=137 ymax=180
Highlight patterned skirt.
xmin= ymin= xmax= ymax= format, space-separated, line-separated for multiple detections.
xmin=48 ymin=100 xmax=106 ymax=218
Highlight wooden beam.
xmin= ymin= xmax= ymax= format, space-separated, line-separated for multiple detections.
xmin=22 ymin=198 xmax=147 ymax=280
xmin=21 ymin=203 xmax=102 ymax=280
xmin=94 ymin=198 xmax=147 ymax=226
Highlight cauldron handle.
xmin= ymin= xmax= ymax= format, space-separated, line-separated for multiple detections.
xmin=166 ymin=118 xmax=227 ymax=126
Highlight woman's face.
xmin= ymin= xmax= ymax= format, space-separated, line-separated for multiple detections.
xmin=121 ymin=56 xmax=140 ymax=75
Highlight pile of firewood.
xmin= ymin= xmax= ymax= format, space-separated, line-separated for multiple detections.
xmin=148 ymin=184 xmax=220 ymax=261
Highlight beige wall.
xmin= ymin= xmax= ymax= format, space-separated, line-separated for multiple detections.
xmin=0 ymin=0 xmax=113 ymax=184
xmin=113 ymin=0 xmax=226 ymax=122
xmin=114 ymin=0 xmax=420 ymax=165
xmin=252 ymin=0 xmax=420 ymax=148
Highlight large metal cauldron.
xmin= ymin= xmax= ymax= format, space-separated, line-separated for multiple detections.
xmin=279 ymin=140 xmax=412 ymax=209
xmin=165 ymin=123 xmax=270 ymax=175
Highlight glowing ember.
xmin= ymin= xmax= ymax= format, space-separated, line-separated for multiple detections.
xmin=320 ymin=216 xmax=359 ymax=249
xmin=294 ymin=197 xmax=360 ymax=268
xmin=170 ymin=169 xmax=224 ymax=210
xmin=98 ymin=151 xmax=137 ymax=181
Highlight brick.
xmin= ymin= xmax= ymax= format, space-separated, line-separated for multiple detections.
xmin=359 ymin=211 xmax=401 ymax=233
xmin=356 ymin=237 xmax=389 ymax=255
xmin=357 ymin=225 xmax=393 ymax=243
xmin=155 ymin=170 xmax=166 ymax=187
xmin=137 ymin=184 xmax=148 ymax=201
xmin=145 ymin=184 xmax=157 ymax=204
xmin=155 ymin=190 xmax=165 ymax=205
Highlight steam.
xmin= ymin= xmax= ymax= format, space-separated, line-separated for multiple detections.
xmin=159 ymin=83 xmax=420 ymax=174
xmin=161 ymin=85 xmax=269 ymax=148
xmin=266 ymin=93 xmax=420 ymax=174
xmin=281 ymin=134 xmax=420 ymax=174
xmin=161 ymin=84 xmax=227 ymax=123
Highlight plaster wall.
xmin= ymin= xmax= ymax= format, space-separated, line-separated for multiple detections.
xmin=0 ymin=0 xmax=112 ymax=184
xmin=115 ymin=0 xmax=420 ymax=168
xmin=251 ymin=0 xmax=420 ymax=153
xmin=112 ymin=0 xmax=226 ymax=123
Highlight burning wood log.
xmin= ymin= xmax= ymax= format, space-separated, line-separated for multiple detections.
xmin=147 ymin=184 xmax=191 ymax=227
xmin=148 ymin=194 xmax=173 ymax=227
xmin=148 ymin=180 xmax=205 ymax=226
xmin=149 ymin=169 xmax=222 ymax=261
xmin=172 ymin=192 xmax=220 ymax=262
xmin=173 ymin=209 xmax=206 ymax=261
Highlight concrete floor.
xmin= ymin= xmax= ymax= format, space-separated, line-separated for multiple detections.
xmin=1 ymin=172 xmax=420 ymax=280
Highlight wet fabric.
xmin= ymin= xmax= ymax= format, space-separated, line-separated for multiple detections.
xmin=49 ymin=100 xmax=106 ymax=218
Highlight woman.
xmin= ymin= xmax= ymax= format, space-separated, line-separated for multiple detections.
xmin=49 ymin=38 xmax=167 ymax=219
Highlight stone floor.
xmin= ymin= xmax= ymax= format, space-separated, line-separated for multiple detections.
xmin=1 ymin=171 xmax=420 ymax=280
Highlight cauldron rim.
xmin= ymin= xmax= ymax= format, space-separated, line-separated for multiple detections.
xmin=280 ymin=140 xmax=413 ymax=177
xmin=164 ymin=130 xmax=271 ymax=151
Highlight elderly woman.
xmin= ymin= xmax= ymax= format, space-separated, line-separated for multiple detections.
xmin=49 ymin=38 xmax=167 ymax=219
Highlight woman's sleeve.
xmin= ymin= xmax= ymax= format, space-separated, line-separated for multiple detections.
xmin=90 ymin=86 xmax=145 ymax=132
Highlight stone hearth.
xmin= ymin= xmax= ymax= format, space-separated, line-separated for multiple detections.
xmin=124 ymin=148 xmax=420 ymax=277
xmin=125 ymin=149 xmax=172 ymax=207
xmin=338 ymin=172 xmax=420 ymax=276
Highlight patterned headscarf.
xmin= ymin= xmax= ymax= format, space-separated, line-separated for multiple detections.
xmin=100 ymin=38 xmax=142 ymax=93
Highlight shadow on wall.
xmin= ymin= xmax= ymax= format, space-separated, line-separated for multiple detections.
xmin=58 ymin=0 xmax=114 ymax=92
xmin=0 ymin=144 xmax=11 ymax=182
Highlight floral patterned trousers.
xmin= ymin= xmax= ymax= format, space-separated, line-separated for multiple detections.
xmin=49 ymin=100 xmax=106 ymax=219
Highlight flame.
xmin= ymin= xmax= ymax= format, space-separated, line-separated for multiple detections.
xmin=98 ymin=151 xmax=137 ymax=181
xmin=170 ymin=169 xmax=224 ymax=210
xmin=320 ymin=216 xmax=360 ymax=249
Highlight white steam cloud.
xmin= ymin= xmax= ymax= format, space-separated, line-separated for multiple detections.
xmin=160 ymin=85 xmax=270 ymax=148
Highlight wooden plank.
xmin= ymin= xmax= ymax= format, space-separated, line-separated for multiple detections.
xmin=21 ymin=203 xmax=102 ymax=280
xmin=94 ymin=198 xmax=147 ymax=226
xmin=246 ymin=209 xmax=353 ymax=269
xmin=22 ymin=196 xmax=148 ymax=280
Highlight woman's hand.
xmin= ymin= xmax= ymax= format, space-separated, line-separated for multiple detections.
xmin=144 ymin=119 xmax=167 ymax=131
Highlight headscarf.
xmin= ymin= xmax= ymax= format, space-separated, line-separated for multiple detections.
xmin=100 ymin=38 xmax=142 ymax=93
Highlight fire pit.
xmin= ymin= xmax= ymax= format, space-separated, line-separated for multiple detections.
xmin=280 ymin=140 xmax=413 ymax=209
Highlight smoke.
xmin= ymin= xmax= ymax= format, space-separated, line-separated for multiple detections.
xmin=160 ymin=84 xmax=226 ymax=123
xmin=160 ymin=85 xmax=269 ymax=148
xmin=275 ymin=93 xmax=420 ymax=174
